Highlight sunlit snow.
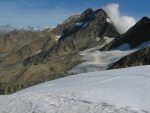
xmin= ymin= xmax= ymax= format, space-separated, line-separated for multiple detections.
xmin=0 ymin=66 xmax=150 ymax=113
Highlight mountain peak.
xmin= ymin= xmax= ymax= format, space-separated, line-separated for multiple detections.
xmin=141 ymin=16 xmax=150 ymax=21
xmin=81 ymin=8 xmax=107 ymax=18
xmin=81 ymin=8 xmax=93 ymax=16
xmin=136 ymin=16 xmax=150 ymax=27
xmin=101 ymin=16 xmax=150 ymax=51
xmin=126 ymin=16 xmax=150 ymax=34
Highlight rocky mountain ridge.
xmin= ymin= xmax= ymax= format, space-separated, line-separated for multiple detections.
xmin=24 ymin=8 xmax=119 ymax=65
xmin=101 ymin=17 xmax=150 ymax=51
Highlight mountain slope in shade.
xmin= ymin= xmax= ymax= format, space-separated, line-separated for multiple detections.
xmin=0 ymin=66 xmax=150 ymax=113
xmin=110 ymin=46 xmax=150 ymax=69
xmin=101 ymin=17 xmax=150 ymax=51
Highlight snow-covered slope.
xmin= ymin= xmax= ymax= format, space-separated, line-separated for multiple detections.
xmin=68 ymin=50 xmax=133 ymax=74
xmin=0 ymin=66 xmax=150 ymax=113
xmin=69 ymin=40 xmax=150 ymax=74
xmin=68 ymin=37 xmax=134 ymax=74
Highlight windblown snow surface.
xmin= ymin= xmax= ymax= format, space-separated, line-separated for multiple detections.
xmin=0 ymin=66 xmax=150 ymax=113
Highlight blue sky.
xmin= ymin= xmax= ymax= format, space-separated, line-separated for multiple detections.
xmin=0 ymin=0 xmax=149 ymax=28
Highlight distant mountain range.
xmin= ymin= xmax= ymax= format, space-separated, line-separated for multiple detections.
xmin=0 ymin=25 xmax=15 ymax=34
xmin=0 ymin=25 xmax=52 ymax=35
xmin=0 ymin=7 xmax=149 ymax=95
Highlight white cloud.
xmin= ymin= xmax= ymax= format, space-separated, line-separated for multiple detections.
xmin=103 ymin=3 xmax=136 ymax=34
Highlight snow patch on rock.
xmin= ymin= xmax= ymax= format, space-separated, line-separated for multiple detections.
xmin=106 ymin=18 xmax=112 ymax=23
xmin=75 ymin=22 xmax=84 ymax=26
xmin=55 ymin=35 xmax=62 ymax=41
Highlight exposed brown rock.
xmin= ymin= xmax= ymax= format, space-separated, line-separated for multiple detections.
xmin=0 ymin=52 xmax=81 ymax=94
